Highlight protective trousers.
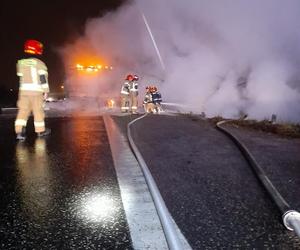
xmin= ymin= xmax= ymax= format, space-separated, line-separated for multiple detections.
xmin=130 ymin=93 xmax=138 ymax=112
xmin=15 ymin=94 xmax=45 ymax=133
xmin=144 ymin=103 xmax=156 ymax=113
xmin=121 ymin=93 xmax=130 ymax=112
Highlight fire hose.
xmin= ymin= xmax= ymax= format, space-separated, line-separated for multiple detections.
xmin=127 ymin=113 xmax=185 ymax=250
xmin=216 ymin=120 xmax=300 ymax=238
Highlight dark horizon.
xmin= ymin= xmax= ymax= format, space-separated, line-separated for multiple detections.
xmin=0 ymin=0 xmax=126 ymax=98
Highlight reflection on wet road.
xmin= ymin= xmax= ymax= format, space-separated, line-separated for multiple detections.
xmin=16 ymin=138 xmax=53 ymax=222
xmin=0 ymin=116 xmax=132 ymax=249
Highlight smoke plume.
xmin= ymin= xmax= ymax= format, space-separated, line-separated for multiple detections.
xmin=60 ymin=0 xmax=300 ymax=122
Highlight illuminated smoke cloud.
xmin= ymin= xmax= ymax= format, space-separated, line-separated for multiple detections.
xmin=61 ymin=0 xmax=300 ymax=122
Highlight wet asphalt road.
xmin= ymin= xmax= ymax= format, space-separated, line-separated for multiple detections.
xmin=0 ymin=116 xmax=132 ymax=250
xmin=1 ymin=112 xmax=300 ymax=249
xmin=113 ymin=114 xmax=300 ymax=249
xmin=223 ymin=124 xmax=300 ymax=210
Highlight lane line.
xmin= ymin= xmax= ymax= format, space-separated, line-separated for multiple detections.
xmin=104 ymin=115 xmax=169 ymax=249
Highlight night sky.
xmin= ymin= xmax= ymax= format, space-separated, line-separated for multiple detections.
xmin=0 ymin=0 xmax=125 ymax=94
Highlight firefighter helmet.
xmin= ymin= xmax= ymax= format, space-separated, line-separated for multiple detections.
xmin=149 ymin=86 xmax=157 ymax=93
xmin=126 ymin=74 xmax=134 ymax=81
xmin=24 ymin=40 xmax=43 ymax=55
xmin=133 ymin=75 xmax=139 ymax=81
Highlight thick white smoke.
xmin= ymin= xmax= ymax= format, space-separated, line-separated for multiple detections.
xmin=61 ymin=0 xmax=300 ymax=122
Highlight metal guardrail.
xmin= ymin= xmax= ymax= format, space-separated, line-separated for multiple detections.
xmin=216 ymin=120 xmax=300 ymax=238
xmin=127 ymin=114 xmax=183 ymax=250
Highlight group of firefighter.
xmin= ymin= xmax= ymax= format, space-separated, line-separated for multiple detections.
xmin=14 ymin=39 xmax=163 ymax=140
xmin=120 ymin=74 xmax=163 ymax=114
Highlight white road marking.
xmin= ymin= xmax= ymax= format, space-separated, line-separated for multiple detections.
xmin=104 ymin=115 xmax=169 ymax=249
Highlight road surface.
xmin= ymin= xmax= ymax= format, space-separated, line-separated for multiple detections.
xmin=0 ymin=111 xmax=300 ymax=249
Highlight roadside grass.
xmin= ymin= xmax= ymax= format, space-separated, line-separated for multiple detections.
xmin=208 ymin=117 xmax=300 ymax=138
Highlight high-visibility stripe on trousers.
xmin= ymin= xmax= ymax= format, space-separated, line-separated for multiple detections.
xmin=121 ymin=106 xmax=129 ymax=110
xmin=15 ymin=94 xmax=46 ymax=133
xmin=34 ymin=121 xmax=45 ymax=128
xmin=15 ymin=119 xmax=27 ymax=127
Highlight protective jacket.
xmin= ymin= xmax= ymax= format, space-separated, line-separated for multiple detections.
xmin=151 ymin=91 xmax=162 ymax=104
xmin=17 ymin=58 xmax=49 ymax=95
xmin=143 ymin=92 xmax=152 ymax=104
xmin=129 ymin=80 xmax=138 ymax=95
xmin=120 ymin=81 xmax=130 ymax=95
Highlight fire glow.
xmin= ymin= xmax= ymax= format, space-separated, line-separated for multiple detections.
xmin=75 ymin=63 xmax=113 ymax=73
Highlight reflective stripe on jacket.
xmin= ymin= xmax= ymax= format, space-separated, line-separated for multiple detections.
xmin=143 ymin=93 xmax=152 ymax=104
xmin=121 ymin=81 xmax=130 ymax=95
xmin=17 ymin=57 xmax=49 ymax=94
xmin=129 ymin=81 xmax=138 ymax=92
xmin=152 ymin=92 xmax=162 ymax=104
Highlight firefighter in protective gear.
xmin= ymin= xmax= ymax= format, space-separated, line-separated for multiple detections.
xmin=151 ymin=86 xmax=163 ymax=113
xmin=129 ymin=74 xmax=139 ymax=114
xmin=143 ymin=86 xmax=156 ymax=113
xmin=120 ymin=74 xmax=132 ymax=112
xmin=15 ymin=39 xmax=51 ymax=140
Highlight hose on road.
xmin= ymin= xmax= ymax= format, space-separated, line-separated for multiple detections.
xmin=127 ymin=113 xmax=185 ymax=250
xmin=216 ymin=120 xmax=300 ymax=238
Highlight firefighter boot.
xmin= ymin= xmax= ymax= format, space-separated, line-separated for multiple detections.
xmin=16 ymin=127 xmax=26 ymax=140
xmin=37 ymin=128 xmax=51 ymax=137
